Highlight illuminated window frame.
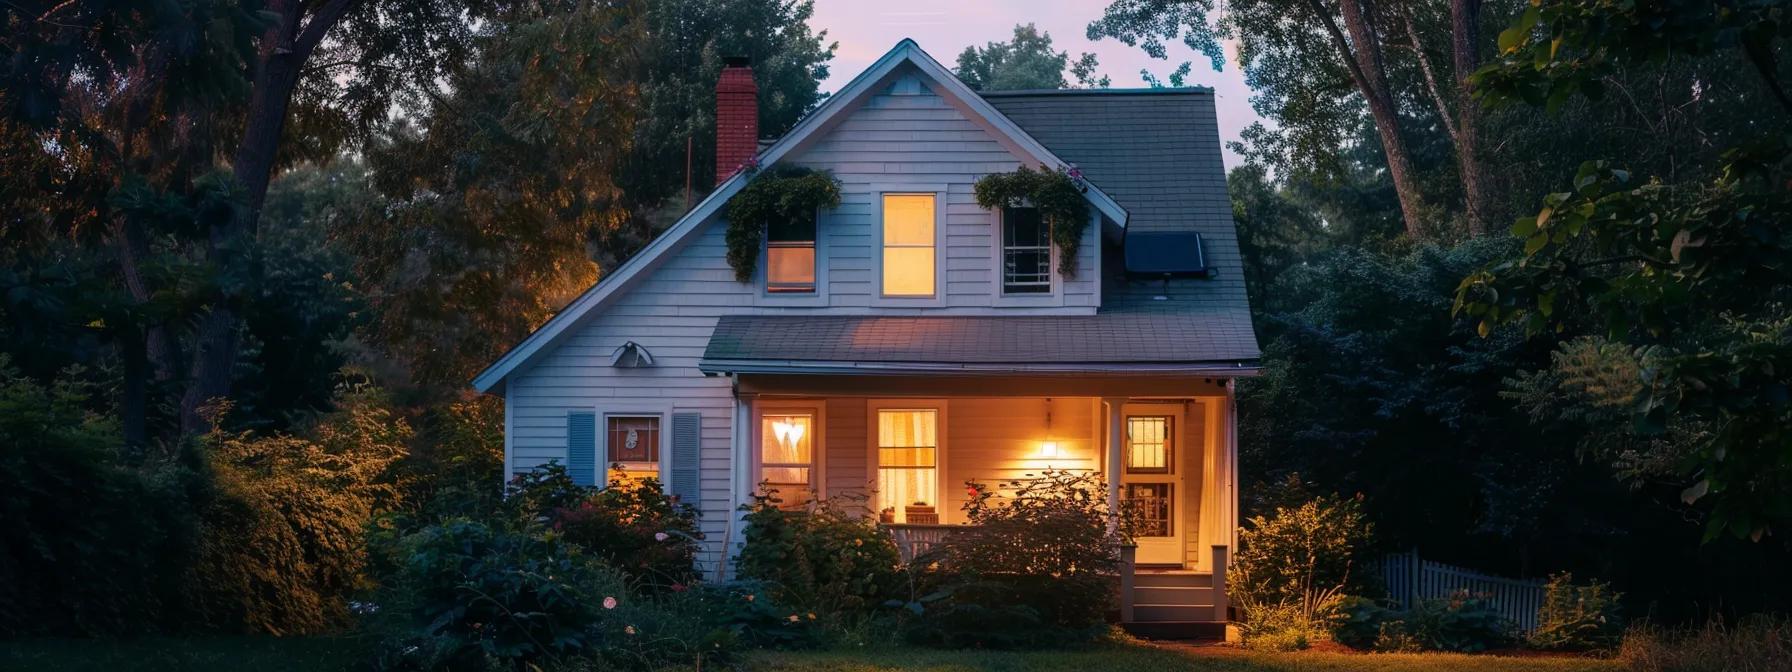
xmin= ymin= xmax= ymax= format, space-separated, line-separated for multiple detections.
xmin=876 ymin=191 xmax=941 ymax=301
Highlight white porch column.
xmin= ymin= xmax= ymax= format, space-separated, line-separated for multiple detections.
xmin=720 ymin=390 xmax=757 ymax=581
xmin=1103 ymin=396 xmax=1125 ymax=535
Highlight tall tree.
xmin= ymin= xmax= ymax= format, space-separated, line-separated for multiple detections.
xmin=1091 ymin=0 xmax=1432 ymax=237
xmin=2 ymin=0 xmax=504 ymax=437
xmin=621 ymin=0 xmax=835 ymax=214
xmin=956 ymin=23 xmax=1109 ymax=91
xmin=1458 ymin=0 xmax=1792 ymax=540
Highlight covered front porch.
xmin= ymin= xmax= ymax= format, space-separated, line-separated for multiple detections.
xmin=725 ymin=372 xmax=1241 ymax=630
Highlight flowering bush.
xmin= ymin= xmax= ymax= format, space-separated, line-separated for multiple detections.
xmin=372 ymin=518 xmax=728 ymax=671
xmin=549 ymin=470 xmax=701 ymax=591
xmin=735 ymin=490 xmax=902 ymax=617
xmin=904 ymin=470 xmax=1121 ymax=648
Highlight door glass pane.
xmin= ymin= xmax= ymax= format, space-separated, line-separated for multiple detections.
xmin=1126 ymin=416 xmax=1171 ymax=473
xmin=1126 ymin=483 xmax=1173 ymax=537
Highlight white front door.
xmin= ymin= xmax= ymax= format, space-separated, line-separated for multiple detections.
xmin=1122 ymin=405 xmax=1185 ymax=565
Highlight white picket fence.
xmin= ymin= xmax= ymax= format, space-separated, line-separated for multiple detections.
xmin=1379 ymin=550 xmax=1548 ymax=633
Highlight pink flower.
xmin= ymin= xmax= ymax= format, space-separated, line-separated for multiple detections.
xmin=603 ymin=596 xmax=618 ymax=610
xmin=654 ymin=532 xmax=670 ymax=542
xmin=624 ymin=625 xmax=637 ymax=635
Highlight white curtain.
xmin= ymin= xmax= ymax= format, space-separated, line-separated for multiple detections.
xmin=876 ymin=410 xmax=937 ymax=522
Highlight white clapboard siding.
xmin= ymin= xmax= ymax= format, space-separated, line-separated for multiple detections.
xmin=1379 ymin=551 xmax=1548 ymax=633
xmin=505 ymin=65 xmax=1102 ymax=574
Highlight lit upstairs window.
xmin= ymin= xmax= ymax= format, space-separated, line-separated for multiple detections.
xmin=882 ymin=194 xmax=935 ymax=297
xmin=766 ymin=213 xmax=816 ymax=293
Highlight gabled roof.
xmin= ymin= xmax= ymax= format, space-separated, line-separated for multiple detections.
xmin=699 ymin=313 xmax=1260 ymax=375
xmin=984 ymin=89 xmax=1253 ymax=316
xmin=471 ymin=39 xmax=1128 ymax=393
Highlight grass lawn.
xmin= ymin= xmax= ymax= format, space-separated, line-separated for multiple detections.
xmin=746 ymin=643 xmax=1624 ymax=672
xmin=0 ymin=635 xmax=373 ymax=672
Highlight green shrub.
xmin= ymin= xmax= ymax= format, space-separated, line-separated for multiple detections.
xmin=1371 ymin=590 xmax=1514 ymax=653
xmin=549 ymin=470 xmax=701 ymax=591
xmin=0 ymin=361 xmax=202 ymax=636
xmin=735 ymin=491 xmax=902 ymax=615
xmin=1331 ymin=595 xmax=1395 ymax=650
xmin=185 ymin=389 xmax=409 ymax=634
xmin=1231 ymin=487 xmax=1372 ymax=650
xmin=373 ymin=518 xmax=726 ymax=671
xmin=673 ymin=580 xmax=831 ymax=650
xmin=1529 ymin=572 xmax=1625 ymax=652
xmin=904 ymin=470 xmax=1120 ymax=649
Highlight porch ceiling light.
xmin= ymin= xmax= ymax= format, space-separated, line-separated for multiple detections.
xmin=1039 ymin=441 xmax=1060 ymax=458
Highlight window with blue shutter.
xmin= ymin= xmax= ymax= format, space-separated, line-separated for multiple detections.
xmin=566 ymin=411 xmax=597 ymax=486
xmin=669 ymin=412 xmax=702 ymax=503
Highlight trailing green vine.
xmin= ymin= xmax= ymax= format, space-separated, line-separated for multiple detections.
xmin=723 ymin=165 xmax=842 ymax=282
xmin=973 ymin=165 xmax=1090 ymax=276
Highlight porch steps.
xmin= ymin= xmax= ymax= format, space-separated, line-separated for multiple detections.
xmin=1124 ymin=570 xmax=1223 ymax=640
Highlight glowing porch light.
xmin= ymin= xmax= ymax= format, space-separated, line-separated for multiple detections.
xmin=1039 ymin=441 xmax=1060 ymax=458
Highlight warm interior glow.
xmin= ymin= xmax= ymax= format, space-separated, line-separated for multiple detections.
xmin=1039 ymin=441 xmax=1060 ymax=458
xmin=766 ymin=245 xmax=815 ymax=291
xmin=882 ymin=194 xmax=935 ymax=296
xmin=1126 ymin=416 xmax=1170 ymax=473
xmin=760 ymin=414 xmax=813 ymax=507
xmin=877 ymin=409 xmax=938 ymax=522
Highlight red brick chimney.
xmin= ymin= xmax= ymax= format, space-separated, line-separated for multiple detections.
xmin=715 ymin=56 xmax=759 ymax=186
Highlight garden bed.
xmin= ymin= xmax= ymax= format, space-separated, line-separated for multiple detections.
xmin=746 ymin=642 xmax=1622 ymax=672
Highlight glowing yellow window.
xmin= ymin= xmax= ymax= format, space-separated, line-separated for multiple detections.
xmin=876 ymin=409 xmax=939 ymax=523
xmin=760 ymin=413 xmax=814 ymax=508
xmin=882 ymin=194 xmax=935 ymax=297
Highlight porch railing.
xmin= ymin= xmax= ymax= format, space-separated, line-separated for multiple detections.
xmin=883 ymin=523 xmax=962 ymax=562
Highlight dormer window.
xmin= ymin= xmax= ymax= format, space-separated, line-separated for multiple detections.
xmin=766 ymin=213 xmax=816 ymax=293
xmin=1001 ymin=207 xmax=1051 ymax=294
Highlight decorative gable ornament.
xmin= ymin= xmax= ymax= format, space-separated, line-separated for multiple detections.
xmin=973 ymin=164 xmax=1091 ymax=277
xmin=610 ymin=341 xmax=655 ymax=368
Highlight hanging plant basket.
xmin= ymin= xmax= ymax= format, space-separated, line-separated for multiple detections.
xmin=973 ymin=165 xmax=1089 ymax=276
xmin=723 ymin=165 xmax=842 ymax=282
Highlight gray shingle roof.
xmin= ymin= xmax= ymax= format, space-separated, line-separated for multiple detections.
xmin=700 ymin=313 xmax=1259 ymax=372
xmin=698 ymin=89 xmax=1261 ymax=375
xmin=983 ymin=89 xmax=1253 ymax=317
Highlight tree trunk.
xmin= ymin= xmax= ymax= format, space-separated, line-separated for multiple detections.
xmin=1336 ymin=0 xmax=1429 ymax=238
xmin=1451 ymin=0 xmax=1490 ymax=235
xmin=178 ymin=4 xmax=307 ymax=434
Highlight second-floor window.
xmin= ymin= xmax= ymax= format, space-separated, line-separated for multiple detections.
xmin=1002 ymin=207 xmax=1051 ymax=294
xmin=882 ymin=194 xmax=935 ymax=297
xmin=766 ymin=214 xmax=816 ymax=293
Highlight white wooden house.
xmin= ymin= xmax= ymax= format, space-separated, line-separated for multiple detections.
xmin=472 ymin=40 xmax=1260 ymax=637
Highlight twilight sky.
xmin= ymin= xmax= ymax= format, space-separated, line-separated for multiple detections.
xmin=806 ymin=0 xmax=1262 ymax=167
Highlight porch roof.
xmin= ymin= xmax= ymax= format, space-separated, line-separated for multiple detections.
xmin=698 ymin=314 xmax=1260 ymax=375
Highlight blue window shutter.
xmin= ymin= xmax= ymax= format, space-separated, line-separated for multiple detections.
xmin=670 ymin=412 xmax=702 ymax=503
xmin=567 ymin=411 xmax=597 ymax=486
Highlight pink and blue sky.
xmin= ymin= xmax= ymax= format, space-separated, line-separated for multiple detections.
xmin=807 ymin=0 xmax=1262 ymax=167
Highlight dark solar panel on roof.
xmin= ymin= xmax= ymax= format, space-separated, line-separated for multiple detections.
xmin=1124 ymin=231 xmax=1209 ymax=278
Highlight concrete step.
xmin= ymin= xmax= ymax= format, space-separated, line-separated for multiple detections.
xmin=1121 ymin=620 xmax=1228 ymax=641
xmin=1132 ymin=603 xmax=1219 ymax=622
xmin=1132 ymin=571 xmax=1213 ymax=588
xmin=1133 ymin=585 xmax=1214 ymax=605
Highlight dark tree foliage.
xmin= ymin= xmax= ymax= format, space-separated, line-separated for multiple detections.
xmin=620 ymin=0 xmax=835 ymax=214
xmin=955 ymin=23 xmax=1109 ymax=91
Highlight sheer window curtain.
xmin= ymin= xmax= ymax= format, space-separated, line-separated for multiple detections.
xmin=876 ymin=409 xmax=937 ymax=523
